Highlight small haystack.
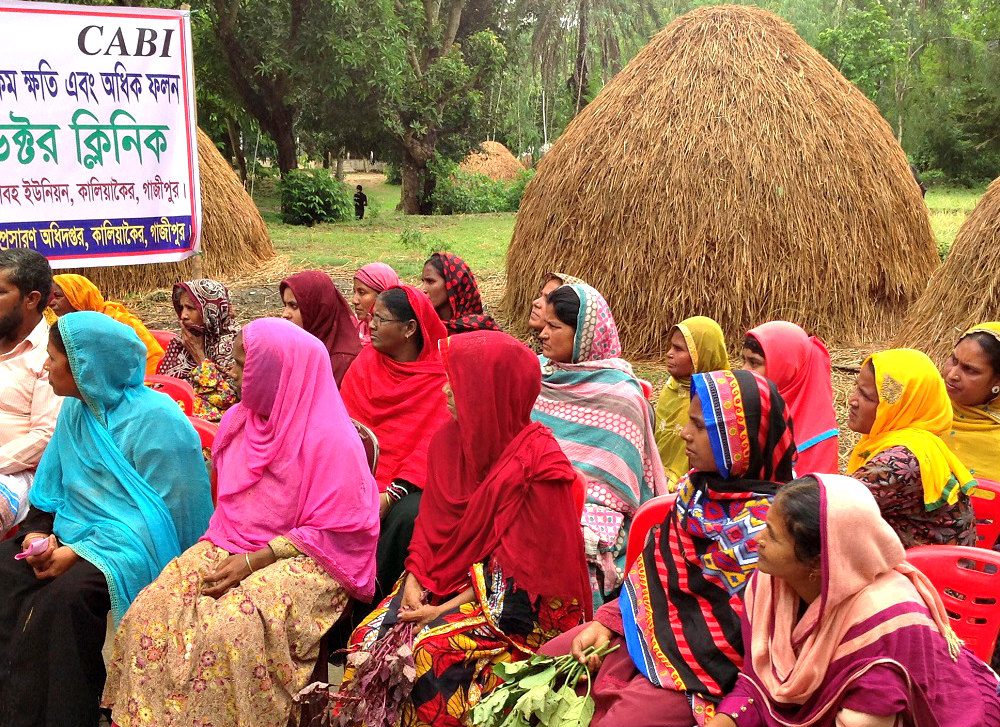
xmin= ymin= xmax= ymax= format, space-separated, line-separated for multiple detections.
xmin=502 ymin=5 xmax=937 ymax=357
xmin=459 ymin=141 xmax=525 ymax=181
xmin=895 ymin=176 xmax=1000 ymax=361
xmin=62 ymin=128 xmax=274 ymax=296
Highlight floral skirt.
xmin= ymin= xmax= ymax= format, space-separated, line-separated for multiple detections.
xmin=345 ymin=562 xmax=584 ymax=727
xmin=102 ymin=541 xmax=348 ymax=727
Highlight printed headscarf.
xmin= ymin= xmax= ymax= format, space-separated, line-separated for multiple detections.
xmin=428 ymin=252 xmax=499 ymax=334
xmin=622 ymin=369 xmax=794 ymax=698
xmin=948 ymin=322 xmax=1000 ymax=481
xmin=655 ymin=316 xmax=731 ymax=486
xmin=848 ymin=348 xmax=976 ymax=510
xmin=157 ymin=279 xmax=238 ymax=378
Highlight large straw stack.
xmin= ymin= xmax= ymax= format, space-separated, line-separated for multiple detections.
xmin=459 ymin=141 xmax=525 ymax=181
xmin=61 ymin=128 xmax=274 ymax=296
xmin=894 ymin=176 xmax=1000 ymax=361
xmin=503 ymin=5 xmax=937 ymax=357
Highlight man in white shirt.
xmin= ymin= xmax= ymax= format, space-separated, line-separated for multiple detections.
xmin=0 ymin=250 xmax=62 ymax=534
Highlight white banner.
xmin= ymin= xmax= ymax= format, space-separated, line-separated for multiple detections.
xmin=0 ymin=0 xmax=201 ymax=268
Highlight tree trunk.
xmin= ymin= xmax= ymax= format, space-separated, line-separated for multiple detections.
xmin=274 ymin=122 xmax=298 ymax=175
xmin=400 ymin=149 xmax=423 ymax=215
xmin=335 ymin=153 xmax=345 ymax=181
xmin=322 ymin=149 xmax=332 ymax=169
xmin=421 ymin=172 xmax=436 ymax=215
xmin=572 ymin=0 xmax=590 ymax=114
xmin=225 ymin=116 xmax=248 ymax=185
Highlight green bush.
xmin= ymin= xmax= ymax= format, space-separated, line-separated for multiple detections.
xmin=920 ymin=169 xmax=948 ymax=187
xmin=279 ymin=169 xmax=353 ymax=226
xmin=430 ymin=158 xmax=535 ymax=214
xmin=384 ymin=163 xmax=402 ymax=185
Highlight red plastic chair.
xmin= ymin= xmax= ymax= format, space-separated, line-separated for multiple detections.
xmin=149 ymin=329 xmax=177 ymax=350
xmin=145 ymin=374 xmax=195 ymax=415
xmin=2 ymin=525 xmax=18 ymax=541
xmin=571 ymin=470 xmax=587 ymax=518
xmin=969 ymin=479 xmax=1000 ymax=550
xmin=351 ymin=419 xmax=379 ymax=476
xmin=625 ymin=493 xmax=679 ymax=571
xmin=905 ymin=544 xmax=1000 ymax=663
xmin=188 ymin=416 xmax=219 ymax=504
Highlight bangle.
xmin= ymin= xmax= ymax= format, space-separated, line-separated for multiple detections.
xmin=245 ymin=553 xmax=255 ymax=573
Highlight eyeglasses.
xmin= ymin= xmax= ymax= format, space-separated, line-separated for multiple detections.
xmin=371 ymin=312 xmax=405 ymax=327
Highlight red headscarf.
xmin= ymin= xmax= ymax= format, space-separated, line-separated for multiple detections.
xmin=406 ymin=331 xmax=591 ymax=613
xmin=746 ymin=321 xmax=839 ymax=474
xmin=429 ymin=252 xmax=500 ymax=334
xmin=280 ymin=270 xmax=361 ymax=387
xmin=339 ymin=285 xmax=450 ymax=491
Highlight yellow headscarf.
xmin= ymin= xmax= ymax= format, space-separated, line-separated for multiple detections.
xmin=654 ymin=316 xmax=730 ymax=487
xmin=52 ymin=274 xmax=164 ymax=374
xmin=847 ymin=348 xmax=975 ymax=510
xmin=948 ymin=323 xmax=1000 ymax=482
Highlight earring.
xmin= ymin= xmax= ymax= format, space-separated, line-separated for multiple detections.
xmin=992 ymin=386 xmax=999 ymax=395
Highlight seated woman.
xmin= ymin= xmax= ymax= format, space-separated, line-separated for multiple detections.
xmin=944 ymin=322 xmax=1000 ymax=482
xmin=352 ymin=262 xmax=401 ymax=345
xmin=847 ymin=348 xmax=977 ymax=548
xmin=49 ymin=273 xmax=164 ymax=373
xmin=103 ymin=318 xmax=380 ymax=727
xmin=421 ymin=251 xmax=499 ymax=333
xmin=655 ymin=315 xmax=730 ymax=487
xmin=340 ymin=285 xmax=451 ymax=603
xmin=527 ymin=271 xmax=586 ymax=349
xmin=708 ymin=474 xmax=1000 ymax=727
xmin=345 ymin=330 xmax=591 ymax=727
xmin=0 ymin=313 xmax=213 ymax=727
xmin=532 ymin=284 xmax=666 ymax=608
xmin=540 ymin=369 xmax=796 ymax=727
xmin=744 ymin=321 xmax=839 ymax=474
xmin=157 ymin=279 xmax=239 ymax=421
xmin=280 ymin=269 xmax=361 ymax=385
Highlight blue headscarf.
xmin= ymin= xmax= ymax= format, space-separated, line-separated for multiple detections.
xmin=30 ymin=312 xmax=214 ymax=622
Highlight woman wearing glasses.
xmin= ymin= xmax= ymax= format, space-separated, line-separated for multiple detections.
xmin=340 ymin=285 xmax=452 ymax=609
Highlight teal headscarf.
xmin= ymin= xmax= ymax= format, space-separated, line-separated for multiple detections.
xmin=30 ymin=312 xmax=214 ymax=622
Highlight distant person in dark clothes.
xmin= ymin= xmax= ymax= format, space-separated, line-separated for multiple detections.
xmin=354 ymin=185 xmax=368 ymax=219
xmin=910 ymin=164 xmax=927 ymax=197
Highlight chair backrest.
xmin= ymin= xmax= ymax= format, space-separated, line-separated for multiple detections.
xmin=149 ymin=328 xmax=177 ymax=350
xmin=905 ymin=544 xmax=1000 ymax=663
xmin=352 ymin=419 xmax=379 ymax=476
xmin=969 ymin=479 xmax=1000 ymax=550
xmin=145 ymin=374 xmax=195 ymax=415
xmin=187 ymin=416 xmax=219 ymax=505
xmin=625 ymin=492 xmax=679 ymax=572
xmin=572 ymin=470 xmax=587 ymax=518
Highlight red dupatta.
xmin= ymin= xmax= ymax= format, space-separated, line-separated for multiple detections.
xmin=280 ymin=270 xmax=361 ymax=386
xmin=339 ymin=285 xmax=450 ymax=491
xmin=406 ymin=331 xmax=591 ymax=614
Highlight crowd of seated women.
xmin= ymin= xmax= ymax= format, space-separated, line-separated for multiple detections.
xmin=0 ymin=245 xmax=998 ymax=727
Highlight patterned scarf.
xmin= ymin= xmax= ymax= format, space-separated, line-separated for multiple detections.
xmin=622 ymin=370 xmax=795 ymax=698
xmin=430 ymin=252 xmax=500 ymax=334
xmin=157 ymin=279 xmax=239 ymax=378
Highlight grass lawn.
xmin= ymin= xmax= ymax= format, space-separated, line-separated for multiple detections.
xmin=254 ymin=176 xmax=985 ymax=285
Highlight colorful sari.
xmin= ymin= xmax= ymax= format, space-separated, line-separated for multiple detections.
xmin=103 ymin=318 xmax=380 ymax=727
xmin=746 ymin=320 xmax=839 ymax=474
xmin=718 ymin=474 xmax=1000 ymax=726
xmin=539 ymin=369 xmax=795 ymax=727
xmin=346 ymin=331 xmax=589 ymax=727
xmin=655 ymin=316 xmax=730 ymax=487
xmin=157 ymin=279 xmax=239 ymax=421
xmin=354 ymin=263 xmax=401 ymax=345
xmin=948 ymin=322 xmax=1000 ymax=482
xmin=280 ymin=270 xmax=361 ymax=386
xmin=429 ymin=252 xmax=499 ymax=333
xmin=52 ymin=273 xmax=164 ymax=373
xmin=531 ymin=284 xmax=667 ymax=608
xmin=848 ymin=349 xmax=977 ymax=546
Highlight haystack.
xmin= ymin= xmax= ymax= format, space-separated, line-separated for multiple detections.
xmin=459 ymin=141 xmax=524 ymax=181
xmin=61 ymin=128 xmax=274 ymax=296
xmin=502 ymin=4 xmax=937 ymax=357
xmin=894 ymin=176 xmax=1000 ymax=361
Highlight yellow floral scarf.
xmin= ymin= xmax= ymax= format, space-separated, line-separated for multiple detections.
xmin=848 ymin=349 xmax=975 ymax=510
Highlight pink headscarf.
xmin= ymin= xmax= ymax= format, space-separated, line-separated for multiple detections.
xmin=354 ymin=263 xmax=401 ymax=344
xmin=746 ymin=321 xmax=839 ymax=474
xmin=202 ymin=317 xmax=380 ymax=600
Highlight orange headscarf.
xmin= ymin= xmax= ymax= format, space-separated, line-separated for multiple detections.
xmin=52 ymin=274 xmax=164 ymax=374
